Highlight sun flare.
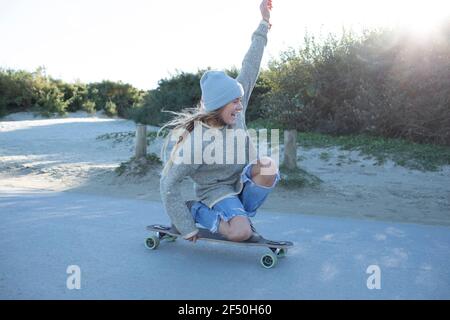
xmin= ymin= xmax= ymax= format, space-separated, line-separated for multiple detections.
xmin=377 ymin=0 xmax=449 ymax=37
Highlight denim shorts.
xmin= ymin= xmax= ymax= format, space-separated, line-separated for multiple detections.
xmin=190 ymin=162 xmax=281 ymax=233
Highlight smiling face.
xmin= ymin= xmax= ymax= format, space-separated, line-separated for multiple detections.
xmin=219 ymin=97 xmax=243 ymax=125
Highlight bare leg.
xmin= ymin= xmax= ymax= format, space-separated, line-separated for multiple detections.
xmin=218 ymin=216 xmax=253 ymax=242
xmin=216 ymin=158 xmax=278 ymax=242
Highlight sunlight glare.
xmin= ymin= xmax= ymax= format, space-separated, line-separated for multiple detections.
xmin=386 ymin=0 xmax=449 ymax=37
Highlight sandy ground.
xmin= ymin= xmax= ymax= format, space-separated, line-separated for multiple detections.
xmin=1 ymin=112 xmax=449 ymax=226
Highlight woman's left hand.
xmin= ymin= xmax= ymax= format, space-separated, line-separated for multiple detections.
xmin=260 ymin=0 xmax=273 ymax=22
xmin=186 ymin=234 xmax=199 ymax=243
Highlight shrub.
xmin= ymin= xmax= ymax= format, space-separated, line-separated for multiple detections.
xmin=82 ymin=100 xmax=96 ymax=114
xmin=104 ymin=100 xmax=118 ymax=117
xmin=0 ymin=68 xmax=144 ymax=119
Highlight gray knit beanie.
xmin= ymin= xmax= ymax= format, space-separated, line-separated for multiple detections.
xmin=200 ymin=70 xmax=244 ymax=112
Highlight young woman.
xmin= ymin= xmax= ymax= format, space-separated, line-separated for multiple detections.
xmin=160 ymin=0 xmax=278 ymax=243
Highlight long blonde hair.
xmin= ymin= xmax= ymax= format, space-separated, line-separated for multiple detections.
xmin=158 ymin=104 xmax=225 ymax=177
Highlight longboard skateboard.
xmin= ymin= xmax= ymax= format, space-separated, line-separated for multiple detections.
xmin=145 ymin=224 xmax=294 ymax=268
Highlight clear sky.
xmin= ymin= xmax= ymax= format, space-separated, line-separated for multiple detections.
xmin=1 ymin=0 xmax=448 ymax=90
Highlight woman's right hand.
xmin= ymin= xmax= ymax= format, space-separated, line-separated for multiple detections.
xmin=260 ymin=0 xmax=273 ymax=22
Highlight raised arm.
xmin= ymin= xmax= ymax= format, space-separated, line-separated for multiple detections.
xmin=236 ymin=0 xmax=272 ymax=113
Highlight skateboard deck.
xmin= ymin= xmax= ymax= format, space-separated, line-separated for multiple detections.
xmin=145 ymin=224 xmax=294 ymax=268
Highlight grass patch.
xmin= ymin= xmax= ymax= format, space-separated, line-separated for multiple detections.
xmin=115 ymin=154 xmax=162 ymax=177
xmin=298 ymin=132 xmax=450 ymax=171
xmin=278 ymin=165 xmax=322 ymax=188
xmin=96 ymin=131 xmax=135 ymax=144
xmin=319 ymin=152 xmax=331 ymax=161
xmin=247 ymin=120 xmax=450 ymax=172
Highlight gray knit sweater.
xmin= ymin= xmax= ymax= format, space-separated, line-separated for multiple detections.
xmin=160 ymin=21 xmax=269 ymax=238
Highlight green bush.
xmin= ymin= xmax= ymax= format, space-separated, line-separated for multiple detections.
xmin=34 ymin=87 xmax=68 ymax=116
xmin=30 ymin=69 xmax=68 ymax=116
xmin=82 ymin=100 xmax=96 ymax=114
xmin=0 ymin=68 xmax=41 ymax=116
xmin=130 ymin=71 xmax=203 ymax=126
xmin=87 ymin=81 xmax=144 ymax=118
xmin=62 ymin=82 xmax=90 ymax=112
xmin=0 ymin=68 xmax=144 ymax=119
xmin=104 ymin=100 xmax=118 ymax=117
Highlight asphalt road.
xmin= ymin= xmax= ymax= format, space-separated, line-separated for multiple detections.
xmin=1 ymin=186 xmax=449 ymax=299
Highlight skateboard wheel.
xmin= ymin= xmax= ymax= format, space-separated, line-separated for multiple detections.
xmin=260 ymin=253 xmax=278 ymax=269
xmin=145 ymin=236 xmax=160 ymax=250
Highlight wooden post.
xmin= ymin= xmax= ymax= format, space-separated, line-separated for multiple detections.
xmin=135 ymin=124 xmax=147 ymax=159
xmin=283 ymin=129 xmax=297 ymax=170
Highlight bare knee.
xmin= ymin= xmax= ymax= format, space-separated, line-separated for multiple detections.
xmin=227 ymin=228 xmax=253 ymax=242
xmin=220 ymin=217 xmax=252 ymax=242
xmin=227 ymin=230 xmax=252 ymax=242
